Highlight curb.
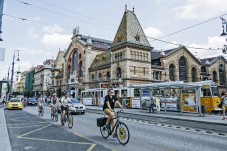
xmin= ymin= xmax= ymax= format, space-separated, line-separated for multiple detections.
xmin=86 ymin=108 xmax=227 ymax=126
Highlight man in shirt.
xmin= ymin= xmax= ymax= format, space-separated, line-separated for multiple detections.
xmin=61 ymin=92 xmax=73 ymax=119
xmin=103 ymin=89 xmax=123 ymax=137
xmin=221 ymin=92 xmax=227 ymax=120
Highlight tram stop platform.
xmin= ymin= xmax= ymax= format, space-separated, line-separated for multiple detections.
xmin=86 ymin=106 xmax=227 ymax=125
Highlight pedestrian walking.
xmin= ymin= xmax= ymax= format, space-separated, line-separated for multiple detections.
xmin=155 ymin=97 xmax=161 ymax=113
xmin=2 ymin=96 xmax=6 ymax=107
xmin=221 ymin=92 xmax=227 ymax=120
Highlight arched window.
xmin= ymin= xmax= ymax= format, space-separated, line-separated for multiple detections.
xmin=213 ymin=71 xmax=217 ymax=82
xmin=79 ymin=61 xmax=83 ymax=77
xmin=130 ymin=51 xmax=133 ymax=59
xmin=219 ymin=64 xmax=224 ymax=85
xmin=140 ymin=52 xmax=142 ymax=60
xmin=117 ymin=52 xmax=120 ymax=60
xmin=115 ymin=54 xmax=117 ymax=61
xmin=119 ymin=52 xmax=122 ymax=60
xmin=106 ymin=71 xmax=110 ymax=80
xmin=133 ymin=51 xmax=136 ymax=59
xmin=143 ymin=53 xmax=145 ymax=61
xmin=68 ymin=65 xmax=71 ymax=79
xmin=191 ymin=67 xmax=197 ymax=82
xmin=145 ymin=53 xmax=148 ymax=61
xmin=73 ymin=51 xmax=78 ymax=72
xmin=91 ymin=74 xmax=95 ymax=81
xmin=179 ymin=57 xmax=187 ymax=81
xmin=169 ymin=64 xmax=175 ymax=81
xmin=137 ymin=52 xmax=139 ymax=60
xmin=98 ymin=73 xmax=102 ymax=81
xmin=117 ymin=67 xmax=122 ymax=79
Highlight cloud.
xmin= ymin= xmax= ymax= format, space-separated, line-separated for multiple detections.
xmin=43 ymin=25 xmax=64 ymax=34
xmin=14 ymin=61 xmax=32 ymax=72
xmin=144 ymin=26 xmax=163 ymax=38
xmin=27 ymin=27 xmax=39 ymax=39
xmin=31 ymin=16 xmax=41 ymax=22
xmin=176 ymin=0 xmax=227 ymax=20
xmin=19 ymin=47 xmax=50 ymax=55
xmin=41 ymin=33 xmax=71 ymax=46
xmin=187 ymin=36 xmax=226 ymax=58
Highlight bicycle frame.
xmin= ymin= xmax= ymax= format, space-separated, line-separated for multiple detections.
xmin=108 ymin=110 xmax=122 ymax=133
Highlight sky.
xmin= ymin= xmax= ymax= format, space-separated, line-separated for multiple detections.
xmin=0 ymin=0 xmax=227 ymax=80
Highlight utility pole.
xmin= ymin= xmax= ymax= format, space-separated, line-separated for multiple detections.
xmin=10 ymin=50 xmax=20 ymax=97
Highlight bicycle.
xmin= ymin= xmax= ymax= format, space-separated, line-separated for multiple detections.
xmin=38 ymin=105 xmax=44 ymax=116
xmin=51 ymin=105 xmax=58 ymax=122
xmin=61 ymin=105 xmax=73 ymax=129
xmin=98 ymin=109 xmax=130 ymax=145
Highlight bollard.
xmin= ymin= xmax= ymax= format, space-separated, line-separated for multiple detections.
xmin=201 ymin=106 xmax=206 ymax=117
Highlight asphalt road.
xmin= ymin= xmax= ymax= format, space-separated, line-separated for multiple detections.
xmin=4 ymin=109 xmax=111 ymax=151
xmin=23 ymin=106 xmax=227 ymax=151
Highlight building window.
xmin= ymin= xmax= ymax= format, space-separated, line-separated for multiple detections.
xmin=119 ymin=52 xmax=122 ymax=60
xmin=79 ymin=61 xmax=83 ymax=77
xmin=117 ymin=67 xmax=122 ymax=79
xmin=179 ymin=57 xmax=187 ymax=81
xmin=106 ymin=71 xmax=111 ymax=80
xmin=143 ymin=53 xmax=145 ymax=61
xmin=191 ymin=67 xmax=197 ymax=82
xmin=219 ymin=64 xmax=224 ymax=85
xmin=133 ymin=51 xmax=136 ymax=59
xmin=140 ymin=52 xmax=142 ymax=60
xmin=134 ymin=66 xmax=136 ymax=75
xmin=73 ymin=51 xmax=78 ymax=72
xmin=145 ymin=53 xmax=148 ymax=61
xmin=115 ymin=54 xmax=117 ymax=61
xmin=91 ymin=74 xmax=95 ymax=81
xmin=143 ymin=67 xmax=145 ymax=76
xmin=98 ymin=73 xmax=102 ymax=81
xmin=169 ymin=64 xmax=175 ymax=81
xmin=213 ymin=71 xmax=217 ymax=82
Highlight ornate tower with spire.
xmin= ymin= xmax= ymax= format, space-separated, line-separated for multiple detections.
xmin=110 ymin=7 xmax=153 ymax=86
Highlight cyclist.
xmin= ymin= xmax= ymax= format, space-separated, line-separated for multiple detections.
xmin=51 ymin=93 xmax=59 ymax=116
xmin=38 ymin=95 xmax=44 ymax=113
xmin=60 ymin=92 xmax=74 ymax=120
xmin=103 ymin=89 xmax=123 ymax=137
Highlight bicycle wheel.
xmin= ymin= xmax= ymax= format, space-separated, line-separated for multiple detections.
xmin=68 ymin=114 xmax=73 ymax=129
xmin=41 ymin=107 xmax=44 ymax=116
xmin=116 ymin=122 xmax=130 ymax=145
xmin=55 ymin=112 xmax=58 ymax=122
xmin=100 ymin=125 xmax=110 ymax=139
xmin=51 ymin=111 xmax=54 ymax=120
xmin=61 ymin=116 xmax=65 ymax=126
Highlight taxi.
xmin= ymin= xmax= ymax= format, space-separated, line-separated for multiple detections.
xmin=7 ymin=98 xmax=23 ymax=110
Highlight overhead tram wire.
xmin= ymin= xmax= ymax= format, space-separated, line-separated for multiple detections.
xmin=35 ymin=0 xmax=116 ymax=27
xmin=14 ymin=0 xmax=114 ymax=31
xmin=150 ymin=13 xmax=227 ymax=42
xmin=2 ymin=13 xmax=113 ymax=40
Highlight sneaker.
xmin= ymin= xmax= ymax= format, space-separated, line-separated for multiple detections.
xmin=112 ymin=133 xmax=117 ymax=138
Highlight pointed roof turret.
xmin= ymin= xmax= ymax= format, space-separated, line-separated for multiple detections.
xmin=112 ymin=8 xmax=151 ymax=48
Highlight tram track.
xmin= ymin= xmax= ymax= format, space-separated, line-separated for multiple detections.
xmin=87 ymin=108 xmax=227 ymax=135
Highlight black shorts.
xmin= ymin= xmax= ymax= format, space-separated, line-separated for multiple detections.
xmin=61 ymin=105 xmax=68 ymax=111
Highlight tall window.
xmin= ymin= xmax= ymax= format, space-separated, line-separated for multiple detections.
xmin=119 ymin=52 xmax=122 ymax=60
xmin=91 ymin=74 xmax=95 ymax=81
xmin=98 ymin=73 xmax=102 ymax=81
xmin=179 ymin=57 xmax=187 ymax=81
xmin=219 ymin=64 xmax=224 ymax=85
xmin=140 ymin=52 xmax=142 ymax=60
xmin=169 ymin=64 xmax=175 ymax=81
xmin=133 ymin=51 xmax=136 ymax=59
xmin=79 ymin=61 xmax=83 ymax=77
xmin=213 ymin=71 xmax=217 ymax=82
xmin=145 ymin=53 xmax=148 ymax=61
xmin=137 ymin=52 xmax=139 ymax=60
xmin=117 ymin=67 xmax=122 ymax=79
xmin=106 ymin=71 xmax=111 ymax=80
xmin=134 ymin=66 xmax=136 ymax=75
xmin=73 ymin=51 xmax=78 ymax=72
xmin=115 ymin=54 xmax=117 ymax=61
xmin=143 ymin=67 xmax=145 ymax=76
xmin=191 ymin=67 xmax=197 ymax=82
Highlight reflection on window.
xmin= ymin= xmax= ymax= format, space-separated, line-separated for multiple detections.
xmin=121 ymin=90 xmax=127 ymax=97
xmin=202 ymin=88 xmax=211 ymax=97
xmin=211 ymin=87 xmax=219 ymax=96
xmin=134 ymin=89 xmax=140 ymax=97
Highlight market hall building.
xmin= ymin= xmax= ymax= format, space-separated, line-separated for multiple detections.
xmin=63 ymin=8 xmax=227 ymax=98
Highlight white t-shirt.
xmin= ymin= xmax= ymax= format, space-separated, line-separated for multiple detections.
xmin=61 ymin=97 xmax=71 ymax=105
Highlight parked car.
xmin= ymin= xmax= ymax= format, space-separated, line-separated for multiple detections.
xmin=27 ymin=98 xmax=38 ymax=106
xmin=58 ymin=98 xmax=85 ymax=114
xmin=7 ymin=98 xmax=23 ymax=110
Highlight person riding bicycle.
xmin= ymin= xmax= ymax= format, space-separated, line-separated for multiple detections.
xmin=38 ymin=95 xmax=44 ymax=112
xmin=103 ymin=89 xmax=123 ymax=137
xmin=51 ymin=93 xmax=59 ymax=115
xmin=60 ymin=92 xmax=73 ymax=120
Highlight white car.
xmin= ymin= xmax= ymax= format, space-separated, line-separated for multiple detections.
xmin=58 ymin=98 xmax=85 ymax=114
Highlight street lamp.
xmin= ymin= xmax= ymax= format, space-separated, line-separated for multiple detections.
xmin=10 ymin=50 xmax=20 ymax=97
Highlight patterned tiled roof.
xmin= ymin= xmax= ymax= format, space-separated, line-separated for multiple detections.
xmin=151 ymin=47 xmax=182 ymax=60
xmin=200 ymin=55 xmax=226 ymax=67
xmin=89 ymin=51 xmax=111 ymax=70
xmin=112 ymin=10 xmax=151 ymax=48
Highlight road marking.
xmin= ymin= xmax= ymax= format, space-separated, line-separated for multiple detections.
xmin=7 ymin=121 xmax=48 ymax=125
xmin=73 ymin=132 xmax=93 ymax=142
xmin=19 ymin=136 xmax=94 ymax=145
xmin=17 ymin=124 xmax=52 ymax=138
xmin=87 ymin=144 xmax=96 ymax=151
xmin=150 ymin=143 xmax=176 ymax=151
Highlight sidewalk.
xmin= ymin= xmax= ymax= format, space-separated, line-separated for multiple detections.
xmin=86 ymin=106 xmax=227 ymax=125
xmin=0 ymin=107 xmax=11 ymax=151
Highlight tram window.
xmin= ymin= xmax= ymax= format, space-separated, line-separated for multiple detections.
xmin=134 ymin=89 xmax=140 ymax=97
xmin=101 ymin=91 xmax=103 ymax=97
xmin=203 ymin=89 xmax=211 ymax=97
xmin=115 ymin=90 xmax=119 ymax=97
xmin=121 ymin=90 xmax=127 ymax=97
xmin=211 ymin=87 xmax=219 ymax=96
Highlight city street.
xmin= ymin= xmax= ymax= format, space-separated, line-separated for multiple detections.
xmin=6 ymin=106 xmax=224 ymax=151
